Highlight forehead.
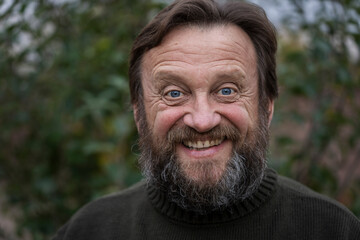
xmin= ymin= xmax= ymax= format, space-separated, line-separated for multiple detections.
xmin=142 ymin=24 xmax=257 ymax=81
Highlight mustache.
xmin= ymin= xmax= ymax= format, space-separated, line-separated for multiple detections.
xmin=167 ymin=124 xmax=241 ymax=144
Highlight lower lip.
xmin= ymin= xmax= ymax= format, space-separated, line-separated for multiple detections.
xmin=177 ymin=140 xmax=229 ymax=158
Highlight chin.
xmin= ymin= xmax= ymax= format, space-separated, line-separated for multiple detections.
xmin=179 ymin=157 xmax=227 ymax=187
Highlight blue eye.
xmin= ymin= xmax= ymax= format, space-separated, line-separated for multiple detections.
xmin=219 ymin=88 xmax=233 ymax=95
xmin=168 ymin=90 xmax=182 ymax=98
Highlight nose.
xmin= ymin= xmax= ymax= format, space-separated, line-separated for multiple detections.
xmin=183 ymin=95 xmax=221 ymax=133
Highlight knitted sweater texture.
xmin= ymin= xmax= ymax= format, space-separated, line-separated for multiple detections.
xmin=53 ymin=169 xmax=360 ymax=240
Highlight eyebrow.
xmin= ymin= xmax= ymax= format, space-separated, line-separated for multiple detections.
xmin=215 ymin=70 xmax=246 ymax=82
xmin=153 ymin=71 xmax=187 ymax=90
xmin=155 ymin=67 xmax=245 ymax=80
xmin=154 ymin=71 xmax=183 ymax=82
xmin=153 ymin=67 xmax=246 ymax=90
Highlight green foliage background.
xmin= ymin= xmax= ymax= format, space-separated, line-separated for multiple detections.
xmin=0 ymin=0 xmax=359 ymax=239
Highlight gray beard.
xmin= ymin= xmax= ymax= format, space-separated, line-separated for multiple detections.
xmin=136 ymin=99 xmax=269 ymax=214
xmin=140 ymin=150 xmax=266 ymax=214
xmin=138 ymin=126 xmax=268 ymax=215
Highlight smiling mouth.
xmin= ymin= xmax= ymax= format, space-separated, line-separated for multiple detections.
xmin=182 ymin=138 xmax=225 ymax=150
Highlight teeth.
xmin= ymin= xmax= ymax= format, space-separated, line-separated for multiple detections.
xmin=184 ymin=139 xmax=223 ymax=149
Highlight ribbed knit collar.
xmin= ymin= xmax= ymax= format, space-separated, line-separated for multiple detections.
xmin=146 ymin=168 xmax=278 ymax=224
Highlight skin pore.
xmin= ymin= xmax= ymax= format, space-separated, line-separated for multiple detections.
xmin=135 ymin=24 xmax=273 ymax=213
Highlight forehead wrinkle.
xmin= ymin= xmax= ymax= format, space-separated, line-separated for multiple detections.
xmin=143 ymin=24 xmax=258 ymax=86
xmin=213 ymin=42 xmax=256 ymax=63
xmin=150 ymin=41 xmax=239 ymax=62
xmin=148 ymin=41 xmax=254 ymax=68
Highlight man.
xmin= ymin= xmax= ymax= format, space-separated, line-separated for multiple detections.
xmin=53 ymin=0 xmax=360 ymax=239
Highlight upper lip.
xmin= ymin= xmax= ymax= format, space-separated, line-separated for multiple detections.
xmin=183 ymin=138 xmax=224 ymax=149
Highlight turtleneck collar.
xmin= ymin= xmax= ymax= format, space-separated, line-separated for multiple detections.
xmin=146 ymin=168 xmax=278 ymax=225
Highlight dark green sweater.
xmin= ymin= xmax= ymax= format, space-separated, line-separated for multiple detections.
xmin=53 ymin=169 xmax=360 ymax=239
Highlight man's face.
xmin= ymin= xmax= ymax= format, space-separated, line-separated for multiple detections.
xmin=139 ymin=24 xmax=263 ymax=184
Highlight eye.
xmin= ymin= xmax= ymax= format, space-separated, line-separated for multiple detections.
xmin=167 ymin=90 xmax=183 ymax=98
xmin=163 ymin=88 xmax=188 ymax=105
xmin=214 ymin=85 xmax=240 ymax=103
xmin=218 ymin=87 xmax=234 ymax=95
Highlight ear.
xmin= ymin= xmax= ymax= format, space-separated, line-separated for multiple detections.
xmin=132 ymin=104 xmax=140 ymax=132
xmin=267 ymin=100 xmax=274 ymax=127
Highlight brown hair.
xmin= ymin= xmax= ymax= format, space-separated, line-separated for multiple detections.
xmin=129 ymin=0 xmax=278 ymax=110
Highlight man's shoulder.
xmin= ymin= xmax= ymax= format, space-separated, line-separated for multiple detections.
xmin=52 ymin=181 xmax=148 ymax=240
xmin=276 ymin=174 xmax=359 ymax=221
xmin=277 ymin=174 xmax=325 ymax=198
xmin=74 ymin=180 xmax=147 ymax=217
xmin=92 ymin=180 xmax=147 ymax=203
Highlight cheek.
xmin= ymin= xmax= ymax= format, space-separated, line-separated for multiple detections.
xmin=220 ymin=105 xmax=255 ymax=133
xmin=149 ymin=107 xmax=186 ymax=139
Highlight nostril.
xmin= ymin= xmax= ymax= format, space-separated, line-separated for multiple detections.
xmin=183 ymin=111 xmax=221 ymax=133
